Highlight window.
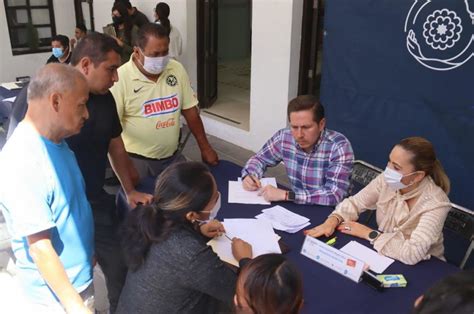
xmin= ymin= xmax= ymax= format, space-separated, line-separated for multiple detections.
xmin=4 ymin=0 xmax=57 ymax=55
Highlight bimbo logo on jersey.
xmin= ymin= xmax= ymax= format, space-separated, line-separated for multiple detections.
xmin=143 ymin=94 xmax=179 ymax=117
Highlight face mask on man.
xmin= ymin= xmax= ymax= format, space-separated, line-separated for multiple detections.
xmin=112 ymin=15 xmax=124 ymax=25
xmin=383 ymin=167 xmax=416 ymax=190
xmin=52 ymin=47 xmax=64 ymax=59
xmin=139 ymin=49 xmax=170 ymax=75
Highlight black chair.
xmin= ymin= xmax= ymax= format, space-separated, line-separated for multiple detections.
xmin=443 ymin=203 xmax=473 ymax=269
xmin=348 ymin=160 xmax=382 ymax=227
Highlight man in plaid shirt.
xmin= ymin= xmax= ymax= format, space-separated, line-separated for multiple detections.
xmin=242 ymin=95 xmax=354 ymax=206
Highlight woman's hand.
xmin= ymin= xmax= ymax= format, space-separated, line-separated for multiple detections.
xmin=337 ymin=221 xmax=373 ymax=240
xmin=199 ymin=219 xmax=225 ymax=238
xmin=304 ymin=216 xmax=339 ymax=238
xmin=231 ymin=237 xmax=252 ymax=261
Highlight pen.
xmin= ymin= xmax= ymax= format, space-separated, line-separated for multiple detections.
xmin=326 ymin=237 xmax=337 ymax=246
xmin=223 ymin=233 xmax=232 ymax=241
xmin=249 ymin=175 xmax=261 ymax=189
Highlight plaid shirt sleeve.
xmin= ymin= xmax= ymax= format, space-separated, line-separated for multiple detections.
xmin=242 ymin=130 xmax=284 ymax=178
xmin=294 ymin=139 xmax=354 ymax=206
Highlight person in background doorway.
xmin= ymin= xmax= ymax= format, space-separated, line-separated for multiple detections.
xmin=241 ymin=95 xmax=354 ymax=205
xmin=154 ymin=2 xmax=182 ymax=60
xmin=110 ymin=1 xmax=139 ymax=64
xmin=306 ymin=137 xmax=451 ymax=265
xmin=115 ymin=0 xmax=150 ymax=28
xmin=235 ymin=254 xmax=304 ymax=314
xmin=47 ymin=34 xmax=72 ymax=64
xmin=70 ymin=23 xmax=87 ymax=50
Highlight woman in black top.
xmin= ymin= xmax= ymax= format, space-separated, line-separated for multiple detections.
xmin=117 ymin=162 xmax=252 ymax=314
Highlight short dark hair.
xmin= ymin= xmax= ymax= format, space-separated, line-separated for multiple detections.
xmin=237 ymin=254 xmax=303 ymax=314
xmin=116 ymin=0 xmax=132 ymax=9
xmin=51 ymin=34 xmax=69 ymax=49
xmin=135 ymin=23 xmax=169 ymax=50
xmin=70 ymin=32 xmax=121 ymax=67
xmin=287 ymin=95 xmax=325 ymax=123
xmin=412 ymin=270 xmax=474 ymax=314
xmin=76 ymin=23 xmax=87 ymax=33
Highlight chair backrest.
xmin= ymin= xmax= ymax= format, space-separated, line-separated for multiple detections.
xmin=443 ymin=203 xmax=474 ymax=269
xmin=348 ymin=160 xmax=383 ymax=196
xmin=348 ymin=160 xmax=383 ymax=226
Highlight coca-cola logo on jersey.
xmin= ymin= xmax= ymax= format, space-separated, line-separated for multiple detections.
xmin=155 ymin=118 xmax=176 ymax=129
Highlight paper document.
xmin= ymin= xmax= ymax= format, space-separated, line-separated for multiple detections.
xmin=1 ymin=82 xmax=22 ymax=90
xmin=340 ymin=241 xmax=394 ymax=273
xmin=255 ymin=205 xmax=310 ymax=233
xmin=228 ymin=177 xmax=277 ymax=205
xmin=208 ymin=218 xmax=281 ymax=266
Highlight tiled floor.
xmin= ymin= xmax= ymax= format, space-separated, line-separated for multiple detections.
xmin=202 ymin=58 xmax=251 ymax=131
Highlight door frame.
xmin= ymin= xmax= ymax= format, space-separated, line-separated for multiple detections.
xmin=298 ymin=0 xmax=324 ymax=96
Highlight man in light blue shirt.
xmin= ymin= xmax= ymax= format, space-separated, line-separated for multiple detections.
xmin=0 ymin=64 xmax=94 ymax=312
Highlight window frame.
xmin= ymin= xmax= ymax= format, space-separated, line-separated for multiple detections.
xmin=4 ymin=0 xmax=57 ymax=56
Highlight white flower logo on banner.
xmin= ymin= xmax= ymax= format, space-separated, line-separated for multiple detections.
xmin=423 ymin=9 xmax=463 ymax=50
xmin=404 ymin=0 xmax=474 ymax=71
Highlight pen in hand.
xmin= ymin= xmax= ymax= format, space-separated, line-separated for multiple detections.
xmin=249 ymin=175 xmax=261 ymax=189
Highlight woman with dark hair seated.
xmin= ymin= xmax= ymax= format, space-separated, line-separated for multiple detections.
xmin=116 ymin=161 xmax=252 ymax=314
xmin=235 ymin=254 xmax=304 ymax=314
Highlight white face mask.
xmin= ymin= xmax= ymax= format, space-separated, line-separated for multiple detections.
xmin=139 ymin=49 xmax=170 ymax=75
xmin=383 ymin=167 xmax=416 ymax=190
xmin=196 ymin=192 xmax=221 ymax=223
xmin=208 ymin=192 xmax=221 ymax=220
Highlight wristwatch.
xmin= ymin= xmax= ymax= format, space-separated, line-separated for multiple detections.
xmin=368 ymin=230 xmax=380 ymax=244
xmin=287 ymin=191 xmax=295 ymax=201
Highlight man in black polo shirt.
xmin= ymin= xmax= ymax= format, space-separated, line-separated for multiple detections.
xmin=68 ymin=33 xmax=153 ymax=313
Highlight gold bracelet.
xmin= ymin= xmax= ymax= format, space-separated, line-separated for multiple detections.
xmin=328 ymin=214 xmax=343 ymax=225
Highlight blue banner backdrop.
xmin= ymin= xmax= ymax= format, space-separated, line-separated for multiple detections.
xmin=320 ymin=0 xmax=474 ymax=208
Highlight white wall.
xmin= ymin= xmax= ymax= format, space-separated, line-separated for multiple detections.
xmin=0 ymin=0 xmax=77 ymax=82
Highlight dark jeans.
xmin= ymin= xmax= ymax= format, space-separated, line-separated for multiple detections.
xmin=89 ymin=192 xmax=127 ymax=314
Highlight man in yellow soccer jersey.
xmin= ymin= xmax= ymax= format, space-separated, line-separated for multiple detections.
xmin=111 ymin=23 xmax=218 ymax=178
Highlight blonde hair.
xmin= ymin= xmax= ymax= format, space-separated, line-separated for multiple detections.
xmin=397 ymin=137 xmax=450 ymax=194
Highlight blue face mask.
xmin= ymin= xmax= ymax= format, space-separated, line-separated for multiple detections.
xmin=52 ymin=47 xmax=64 ymax=59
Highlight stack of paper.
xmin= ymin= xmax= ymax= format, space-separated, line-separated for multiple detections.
xmin=340 ymin=241 xmax=394 ymax=273
xmin=1 ymin=82 xmax=22 ymax=90
xmin=255 ymin=205 xmax=310 ymax=233
xmin=208 ymin=218 xmax=281 ymax=267
xmin=228 ymin=177 xmax=277 ymax=205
